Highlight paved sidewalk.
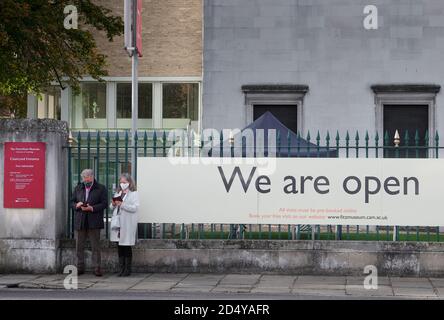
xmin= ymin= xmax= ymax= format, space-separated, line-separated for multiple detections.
xmin=1 ymin=273 xmax=444 ymax=299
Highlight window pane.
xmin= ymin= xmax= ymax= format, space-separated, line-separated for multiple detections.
xmin=116 ymin=83 xmax=152 ymax=119
xmin=254 ymin=105 xmax=298 ymax=133
xmin=71 ymin=83 xmax=107 ymax=129
xmin=162 ymin=83 xmax=199 ymax=127
xmin=37 ymin=86 xmax=61 ymax=120
xmin=383 ymin=105 xmax=429 ymax=158
xmin=46 ymin=86 xmax=61 ymax=120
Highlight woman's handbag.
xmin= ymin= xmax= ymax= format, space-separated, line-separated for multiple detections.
xmin=110 ymin=192 xmax=124 ymax=230
xmin=111 ymin=207 xmax=121 ymax=230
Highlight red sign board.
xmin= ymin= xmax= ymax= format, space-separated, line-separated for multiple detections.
xmin=4 ymin=142 xmax=46 ymax=208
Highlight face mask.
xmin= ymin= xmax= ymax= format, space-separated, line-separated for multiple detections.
xmin=84 ymin=181 xmax=93 ymax=188
xmin=120 ymin=183 xmax=129 ymax=190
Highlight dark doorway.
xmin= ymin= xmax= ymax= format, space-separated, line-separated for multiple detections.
xmin=253 ymin=105 xmax=298 ymax=133
xmin=383 ymin=105 xmax=429 ymax=158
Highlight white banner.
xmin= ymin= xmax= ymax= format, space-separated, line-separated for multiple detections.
xmin=137 ymin=157 xmax=444 ymax=226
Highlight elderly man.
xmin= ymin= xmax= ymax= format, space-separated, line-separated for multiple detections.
xmin=71 ymin=169 xmax=108 ymax=276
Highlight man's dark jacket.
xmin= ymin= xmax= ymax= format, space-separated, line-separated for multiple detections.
xmin=71 ymin=179 xmax=108 ymax=230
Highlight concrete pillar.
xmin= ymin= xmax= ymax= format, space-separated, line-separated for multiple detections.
xmin=27 ymin=94 xmax=38 ymax=119
xmin=61 ymin=86 xmax=72 ymax=124
xmin=153 ymin=82 xmax=163 ymax=128
xmin=107 ymin=82 xmax=116 ymax=128
xmin=0 ymin=119 xmax=68 ymax=273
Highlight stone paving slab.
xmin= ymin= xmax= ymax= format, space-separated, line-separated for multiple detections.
xmin=144 ymin=273 xmax=188 ymax=282
xmin=219 ymin=274 xmax=261 ymax=285
xmin=251 ymin=287 xmax=292 ymax=294
xmin=31 ymin=275 xmax=67 ymax=283
xmin=129 ymin=281 xmax=177 ymax=291
xmin=257 ymin=275 xmax=297 ymax=287
xmin=346 ymin=276 xmax=391 ymax=286
xmin=295 ymin=276 xmax=346 ymax=285
xmin=171 ymin=286 xmax=215 ymax=293
xmin=390 ymin=279 xmax=433 ymax=289
xmin=16 ymin=282 xmax=61 ymax=289
xmin=434 ymin=287 xmax=444 ymax=297
xmin=391 ymin=277 xmax=429 ymax=281
xmin=292 ymin=288 xmax=347 ymax=296
xmin=182 ymin=274 xmax=225 ymax=280
xmin=98 ymin=275 xmax=148 ymax=283
xmin=0 ymin=275 xmax=41 ymax=285
xmin=16 ymin=279 xmax=94 ymax=290
xmin=88 ymin=284 xmax=135 ymax=291
xmin=86 ymin=276 xmax=147 ymax=291
xmin=346 ymin=285 xmax=394 ymax=297
xmin=255 ymin=283 xmax=293 ymax=289
xmin=260 ymin=275 xmax=298 ymax=283
xmin=293 ymin=283 xmax=345 ymax=290
xmin=393 ymin=287 xmax=437 ymax=298
xmin=211 ymin=285 xmax=253 ymax=293
xmin=429 ymin=279 xmax=444 ymax=288
xmin=178 ymin=274 xmax=224 ymax=286
xmin=175 ymin=281 xmax=218 ymax=288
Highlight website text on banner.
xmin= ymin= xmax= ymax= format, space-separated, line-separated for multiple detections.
xmin=137 ymin=158 xmax=440 ymax=227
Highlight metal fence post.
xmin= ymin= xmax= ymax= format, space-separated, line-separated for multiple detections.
xmin=105 ymin=130 xmax=110 ymax=239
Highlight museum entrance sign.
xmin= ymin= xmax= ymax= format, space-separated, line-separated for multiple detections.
xmin=4 ymin=142 xmax=46 ymax=208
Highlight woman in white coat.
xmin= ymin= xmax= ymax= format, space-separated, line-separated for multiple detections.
xmin=110 ymin=173 xmax=139 ymax=276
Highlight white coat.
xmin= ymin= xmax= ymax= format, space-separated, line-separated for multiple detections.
xmin=109 ymin=190 xmax=139 ymax=245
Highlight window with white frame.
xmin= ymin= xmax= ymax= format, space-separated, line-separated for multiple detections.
xmin=71 ymin=83 xmax=107 ymax=129
xmin=67 ymin=81 xmax=201 ymax=130
xmin=162 ymin=83 xmax=199 ymax=130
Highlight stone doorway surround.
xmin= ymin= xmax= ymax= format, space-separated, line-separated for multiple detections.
xmin=371 ymin=84 xmax=441 ymax=148
xmin=242 ymin=85 xmax=309 ymax=133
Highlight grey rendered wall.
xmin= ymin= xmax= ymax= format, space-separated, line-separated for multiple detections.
xmin=203 ymin=0 xmax=444 ymax=139
xmin=0 ymin=119 xmax=68 ymax=273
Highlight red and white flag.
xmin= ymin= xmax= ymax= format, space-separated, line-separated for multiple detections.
xmin=124 ymin=0 xmax=142 ymax=57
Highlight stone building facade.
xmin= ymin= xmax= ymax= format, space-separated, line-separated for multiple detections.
xmin=203 ymin=0 xmax=444 ymax=152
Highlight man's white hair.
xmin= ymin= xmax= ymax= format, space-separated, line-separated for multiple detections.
xmin=81 ymin=169 xmax=94 ymax=178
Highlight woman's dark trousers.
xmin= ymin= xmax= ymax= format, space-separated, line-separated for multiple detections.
xmin=117 ymin=245 xmax=132 ymax=276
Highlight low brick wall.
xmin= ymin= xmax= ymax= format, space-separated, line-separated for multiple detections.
xmin=57 ymin=239 xmax=444 ymax=277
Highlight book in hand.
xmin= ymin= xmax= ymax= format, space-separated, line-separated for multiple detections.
xmin=112 ymin=195 xmax=123 ymax=202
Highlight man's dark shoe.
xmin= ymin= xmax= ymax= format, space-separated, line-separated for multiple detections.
xmin=94 ymin=267 xmax=103 ymax=277
xmin=77 ymin=266 xmax=85 ymax=275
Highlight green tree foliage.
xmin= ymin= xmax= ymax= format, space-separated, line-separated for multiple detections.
xmin=0 ymin=0 xmax=124 ymax=97
xmin=0 ymin=94 xmax=27 ymax=118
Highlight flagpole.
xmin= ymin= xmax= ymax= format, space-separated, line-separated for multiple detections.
xmin=131 ymin=0 xmax=138 ymax=179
